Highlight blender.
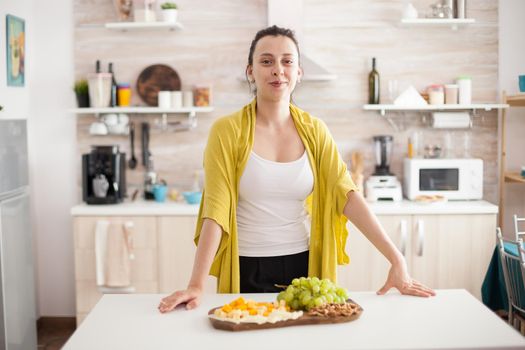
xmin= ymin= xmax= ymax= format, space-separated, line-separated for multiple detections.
xmin=365 ymin=135 xmax=402 ymax=201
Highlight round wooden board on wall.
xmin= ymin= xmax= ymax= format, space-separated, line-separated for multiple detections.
xmin=136 ymin=64 xmax=181 ymax=106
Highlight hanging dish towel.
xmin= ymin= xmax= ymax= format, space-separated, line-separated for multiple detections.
xmin=95 ymin=220 xmax=135 ymax=288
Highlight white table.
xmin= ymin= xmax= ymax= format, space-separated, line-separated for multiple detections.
xmin=63 ymin=290 xmax=525 ymax=350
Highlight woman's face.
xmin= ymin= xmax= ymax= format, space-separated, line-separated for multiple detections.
xmin=247 ymin=35 xmax=302 ymax=102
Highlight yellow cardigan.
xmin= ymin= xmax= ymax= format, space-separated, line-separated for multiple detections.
xmin=194 ymin=99 xmax=357 ymax=293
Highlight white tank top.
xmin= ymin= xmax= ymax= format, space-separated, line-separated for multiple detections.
xmin=237 ymin=150 xmax=314 ymax=257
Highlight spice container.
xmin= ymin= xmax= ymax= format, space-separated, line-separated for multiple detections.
xmin=444 ymin=84 xmax=458 ymax=104
xmin=428 ymin=85 xmax=445 ymax=105
xmin=117 ymin=83 xmax=131 ymax=106
xmin=193 ymin=85 xmax=212 ymax=107
xmin=457 ymin=76 xmax=472 ymax=105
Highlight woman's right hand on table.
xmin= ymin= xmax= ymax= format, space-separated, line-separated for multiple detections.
xmin=158 ymin=286 xmax=202 ymax=313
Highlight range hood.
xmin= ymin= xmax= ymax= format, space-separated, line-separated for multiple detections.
xmin=267 ymin=0 xmax=337 ymax=81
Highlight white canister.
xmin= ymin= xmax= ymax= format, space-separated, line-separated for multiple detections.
xmin=87 ymin=73 xmax=112 ymax=108
xmin=158 ymin=91 xmax=172 ymax=109
xmin=183 ymin=91 xmax=194 ymax=108
xmin=457 ymin=76 xmax=472 ymax=105
xmin=444 ymin=84 xmax=459 ymax=104
xmin=171 ymin=91 xmax=183 ymax=109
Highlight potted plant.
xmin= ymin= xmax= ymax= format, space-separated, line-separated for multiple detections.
xmin=74 ymin=79 xmax=90 ymax=108
xmin=160 ymin=2 xmax=178 ymax=23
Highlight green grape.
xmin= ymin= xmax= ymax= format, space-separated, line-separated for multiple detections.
xmin=276 ymin=277 xmax=351 ymax=311
xmin=325 ymin=294 xmax=334 ymax=303
xmin=301 ymin=294 xmax=312 ymax=305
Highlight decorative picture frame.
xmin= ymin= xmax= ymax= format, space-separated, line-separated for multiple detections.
xmin=6 ymin=14 xmax=25 ymax=87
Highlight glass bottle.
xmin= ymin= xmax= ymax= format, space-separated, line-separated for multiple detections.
xmin=368 ymin=57 xmax=380 ymax=104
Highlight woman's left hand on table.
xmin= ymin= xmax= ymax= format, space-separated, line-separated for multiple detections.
xmin=377 ymin=262 xmax=436 ymax=297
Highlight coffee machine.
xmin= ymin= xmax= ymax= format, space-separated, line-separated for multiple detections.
xmin=82 ymin=145 xmax=126 ymax=204
xmin=365 ymin=135 xmax=402 ymax=201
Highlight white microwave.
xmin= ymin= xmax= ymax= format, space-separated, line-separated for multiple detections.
xmin=403 ymin=158 xmax=483 ymax=200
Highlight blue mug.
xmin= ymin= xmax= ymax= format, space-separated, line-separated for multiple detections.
xmin=519 ymin=75 xmax=525 ymax=93
xmin=153 ymin=184 xmax=168 ymax=203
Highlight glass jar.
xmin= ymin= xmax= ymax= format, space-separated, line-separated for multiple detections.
xmin=193 ymin=84 xmax=212 ymax=107
xmin=428 ymin=85 xmax=445 ymax=105
xmin=117 ymin=83 xmax=131 ymax=106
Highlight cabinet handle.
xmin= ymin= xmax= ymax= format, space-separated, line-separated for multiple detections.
xmin=400 ymin=219 xmax=407 ymax=256
xmin=417 ymin=219 xmax=425 ymax=257
xmin=124 ymin=221 xmax=135 ymax=260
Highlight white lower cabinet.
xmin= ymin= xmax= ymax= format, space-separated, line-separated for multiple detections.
xmin=74 ymin=212 xmax=495 ymax=324
xmin=73 ymin=216 xmax=158 ymax=325
xmin=157 ymin=216 xmax=216 ymax=294
xmin=338 ymin=214 xmax=496 ymax=301
xmin=73 ymin=215 xmax=216 ymax=325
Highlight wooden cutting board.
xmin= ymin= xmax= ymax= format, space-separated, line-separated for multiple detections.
xmin=208 ymin=300 xmax=363 ymax=332
xmin=136 ymin=64 xmax=181 ymax=106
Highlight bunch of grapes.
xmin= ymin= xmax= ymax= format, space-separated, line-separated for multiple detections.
xmin=277 ymin=277 xmax=350 ymax=311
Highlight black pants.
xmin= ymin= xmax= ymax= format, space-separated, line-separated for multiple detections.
xmin=239 ymin=250 xmax=309 ymax=293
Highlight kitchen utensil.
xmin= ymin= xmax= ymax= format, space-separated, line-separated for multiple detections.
xmin=141 ymin=122 xmax=150 ymax=166
xmin=457 ymin=76 xmax=472 ymax=104
xmin=373 ymin=135 xmax=393 ymax=175
xmin=158 ymin=91 xmax=171 ymax=108
xmin=128 ymin=122 xmax=137 ymax=169
xmin=89 ymin=121 xmax=108 ymax=135
xmin=136 ymin=64 xmax=181 ymax=106
xmin=183 ymin=91 xmax=194 ymax=107
xmin=87 ymin=73 xmax=112 ymax=108
xmin=182 ymin=191 xmax=202 ymax=204
xmin=153 ymin=183 xmax=168 ymax=202
xmin=519 ymin=75 xmax=525 ymax=92
xmin=424 ymin=144 xmax=442 ymax=158
xmin=92 ymin=174 xmax=110 ymax=198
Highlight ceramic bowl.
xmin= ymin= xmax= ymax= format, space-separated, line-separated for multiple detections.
xmin=182 ymin=191 xmax=202 ymax=205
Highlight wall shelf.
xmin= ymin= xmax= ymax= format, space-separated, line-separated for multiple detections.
xmin=70 ymin=106 xmax=212 ymax=117
xmin=504 ymin=172 xmax=525 ymax=184
xmin=70 ymin=106 xmax=214 ymax=132
xmin=400 ymin=18 xmax=475 ymax=30
xmin=506 ymin=94 xmax=525 ymax=107
xmin=104 ymin=21 xmax=183 ymax=31
xmin=499 ymin=92 xmax=525 ymax=228
xmin=363 ymin=103 xmax=508 ymax=116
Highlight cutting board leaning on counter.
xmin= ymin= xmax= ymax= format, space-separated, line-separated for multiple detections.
xmin=158 ymin=25 xmax=435 ymax=314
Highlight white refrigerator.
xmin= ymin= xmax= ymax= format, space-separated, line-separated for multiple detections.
xmin=0 ymin=119 xmax=37 ymax=349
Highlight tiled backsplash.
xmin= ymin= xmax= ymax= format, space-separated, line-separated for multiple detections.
xmin=74 ymin=0 xmax=499 ymax=202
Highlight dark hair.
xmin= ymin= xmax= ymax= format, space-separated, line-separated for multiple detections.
xmin=245 ymin=25 xmax=301 ymax=95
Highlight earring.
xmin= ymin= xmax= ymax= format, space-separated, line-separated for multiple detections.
xmin=250 ymin=80 xmax=255 ymax=84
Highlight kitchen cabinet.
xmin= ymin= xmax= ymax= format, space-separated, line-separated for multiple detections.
xmin=73 ymin=214 xmax=216 ymax=325
xmin=338 ymin=213 xmax=496 ymax=300
xmin=157 ymin=216 xmax=216 ymax=293
xmin=73 ymin=216 xmax=158 ymax=325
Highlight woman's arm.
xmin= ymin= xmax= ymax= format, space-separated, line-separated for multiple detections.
xmin=158 ymin=218 xmax=222 ymax=312
xmin=343 ymin=191 xmax=435 ymax=297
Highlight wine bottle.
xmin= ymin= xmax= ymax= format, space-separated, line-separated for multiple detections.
xmin=108 ymin=62 xmax=118 ymax=107
xmin=95 ymin=60 xmax=101 ymax=73
xmin=368 ymin=57 xmax=380 ymax=104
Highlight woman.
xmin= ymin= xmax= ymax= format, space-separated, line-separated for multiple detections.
xmin=158 ymin=26 xmax=434 ymax=313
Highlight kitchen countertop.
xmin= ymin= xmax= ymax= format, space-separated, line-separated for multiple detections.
xmin=63 ymin=290 xmax=524 ymax=350
xmin=70 ymin=199 xmax=498 ymax=216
